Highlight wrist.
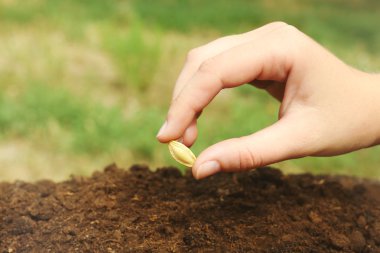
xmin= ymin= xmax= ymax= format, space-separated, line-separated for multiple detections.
xmin=364 ymin=72 xmax=380 ymax=146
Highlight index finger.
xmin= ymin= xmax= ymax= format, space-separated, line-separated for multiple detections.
xmin=157 ymin=27 xmax=294 ymax=142
xmin=172 ymin=22 xmax=290 ymax=101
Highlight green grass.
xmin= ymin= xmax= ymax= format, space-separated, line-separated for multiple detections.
xmin=101 ymin=21 xmax=162 ymax=91
xmin=131 ymin=0 xmax=380 ymax=53
xmin=0 ymin=0 xmax=379 ymax=181
xmin=0 ymin=83 xmax=127 ymax=153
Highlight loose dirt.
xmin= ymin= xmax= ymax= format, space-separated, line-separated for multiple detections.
xmin=1 ymin=164 xmax=380 ymax=252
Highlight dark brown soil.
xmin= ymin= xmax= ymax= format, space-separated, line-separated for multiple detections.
xmin=1 ymin=164 xmax=380 ymax=253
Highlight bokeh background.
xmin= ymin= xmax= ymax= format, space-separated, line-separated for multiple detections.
xmin=0 ymin=0 xmax=379 ymax=181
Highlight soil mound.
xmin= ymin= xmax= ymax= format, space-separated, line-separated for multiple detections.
xmin=1 ymin=164 xmax=380 ymax=252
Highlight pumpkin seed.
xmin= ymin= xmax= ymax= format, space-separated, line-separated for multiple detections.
xmin=168 ymin=141 xmax=196 ymax=167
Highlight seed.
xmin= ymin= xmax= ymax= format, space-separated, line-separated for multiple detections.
xmin=168 ymin=141 xmax=196 ymax=167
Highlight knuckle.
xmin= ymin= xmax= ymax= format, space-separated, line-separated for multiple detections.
xmin=279 ymin=24 xmax=301 ymax=40
xmin=186 ymin=48 xmax=202 ymax=62
xmin=274 ymin=24 xmax=303 ymax=55
xmin=268 ymin=21 xmax=289 ymax=28
xmin=236 ymin=138 xmax=263 ymax=170
xmin=267 ymin=22 xmax=299 ymax=38
xmin=198 ymin=58 xmax=216 ymax=75
xmin=283 ymin=24 xmax=300 ymax=35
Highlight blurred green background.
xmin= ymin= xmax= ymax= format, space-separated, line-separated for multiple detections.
xmin=0 ymin=0 xmax=379 ymax=181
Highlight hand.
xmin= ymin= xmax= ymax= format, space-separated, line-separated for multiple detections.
xmin=157 ymin=22 xmax=380 ymax=179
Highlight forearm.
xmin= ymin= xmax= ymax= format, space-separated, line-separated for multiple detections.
xmin=350 ymin=70 xmax=380 ymax=148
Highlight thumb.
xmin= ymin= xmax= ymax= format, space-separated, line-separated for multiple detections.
xmin=193 ymin=117 xmax=313 ymax=179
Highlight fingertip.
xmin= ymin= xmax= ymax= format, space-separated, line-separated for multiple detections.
xmin=191 ymin=138 xmax=243 ymax=177
xmin=156 ymin=120 xmax=182 ymax=143
xmin=156 ymin=120 xmax=168 ymax=138
xmin=192 ymin=159 xmax=202 ymax=179
xmin=191 ymin=167 xmax=199 ymax=179
xmin=156 ymin=134 xmax=168 ymax=143
xmin=194 ymin=160 xmax=221 ymax=179
xmin=156 ymin=131 xmax=171 ymax=143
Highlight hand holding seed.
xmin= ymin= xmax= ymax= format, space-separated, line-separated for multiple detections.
xmin=168 ymin=141 xmax=196 ymax=167
xmin=157 ymin=22 xmax=380 ymax=179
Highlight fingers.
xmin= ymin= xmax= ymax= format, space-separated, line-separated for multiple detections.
xmin=157 ymin=29 xmax=294 ymax=142
xmin=157 ymin=70 xmax=222 ymax=142
xmin=182 ymin=119 xmax=198 ymax=147
xmin=192 ymin=116 xmax=312 ymax=179
xmin=172 ymin=22 xmax=290 ymax=101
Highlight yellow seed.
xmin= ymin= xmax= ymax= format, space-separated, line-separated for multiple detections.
xmin=168 ymin=141 xmax=196 ymax=167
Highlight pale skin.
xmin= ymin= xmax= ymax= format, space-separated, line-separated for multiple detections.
xmin=156 ymin=22 xmax=380 ymax=179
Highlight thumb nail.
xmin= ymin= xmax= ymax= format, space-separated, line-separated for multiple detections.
xmin=196 ymin=160 xmax=220 ymax=179
xmin=156 ymin=121 xmax=167 ymax=138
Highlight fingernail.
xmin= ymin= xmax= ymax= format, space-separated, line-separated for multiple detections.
xmin=196 ymin=160 xmax=220 ymax=179
xmin=156 ymin=121 xmax=167 ymax=138
xmin=177 ymin=137 xmax=184 ymax=143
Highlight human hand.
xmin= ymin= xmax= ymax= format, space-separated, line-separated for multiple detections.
xmin=156 ymin=22 xmax=380 ymax=179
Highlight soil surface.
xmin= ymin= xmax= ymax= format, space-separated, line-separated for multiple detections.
xmin=1 ymin=164 xmax=380 ymax=253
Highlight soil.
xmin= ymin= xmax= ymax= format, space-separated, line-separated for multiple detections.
xmin=1 ymin=164 xmax=380 ymax=253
